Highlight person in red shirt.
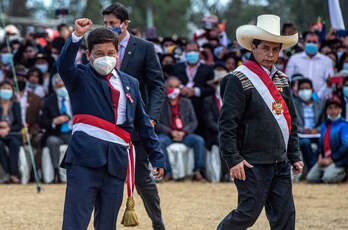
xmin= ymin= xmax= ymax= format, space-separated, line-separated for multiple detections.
xmin=156 ymin=77 xmax=205 ymax=181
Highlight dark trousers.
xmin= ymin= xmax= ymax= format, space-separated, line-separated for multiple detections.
xmin=46 ymin=133 xmax=71 ymax=169
xmin=217 ymin=161 xmax=295 ymax=230
xmin=0 ymin=135 xmax=21 ymax=177
xmin=62 ymin=164 xmax=124 ymax=230
xmin=134 ymin=141 xmax=165 ymax=230
xmin=299 ymin=138 xmax=318 ymax=170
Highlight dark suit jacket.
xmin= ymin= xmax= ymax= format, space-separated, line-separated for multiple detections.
xmin=0 ymin=101 xmax=22 ymax=134
xmin=169 ymin=62 xmax=214 ymax=134
xmin=57 ymin=36 xmax=164 ymax=178
xmin=156 ymin=97 xmax=197 ymax=136
xmin=293 ymin=98 xmax=324 ymax=132
xmin=120 ymin=34 xmax=165 ymax=122
xmin=203 ymin=95 xmax=219 ymax=148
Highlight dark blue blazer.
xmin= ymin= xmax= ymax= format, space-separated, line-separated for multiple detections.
xmin=57 ymin=36 xmax=164 ymax=181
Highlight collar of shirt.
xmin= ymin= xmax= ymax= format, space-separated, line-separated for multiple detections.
xmin=261 ymin=65 xmax=277 ymax=78
xmin=120 ymin=31 xmax=130 ymax=49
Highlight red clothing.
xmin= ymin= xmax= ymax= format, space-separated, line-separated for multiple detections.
xmin=323 ymin=123 xmax=331 ymax=158
xmin=105 ymin=73 xmax=120 ymax=122
xmin=170 ymin=100 xmax=184 ymax=131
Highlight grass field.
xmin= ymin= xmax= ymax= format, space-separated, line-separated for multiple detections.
xmin=0 ymin=182 xmax=347 ymax=229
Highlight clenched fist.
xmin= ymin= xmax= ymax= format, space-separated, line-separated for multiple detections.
xmin=74 ymin=18 xmax=93 ymax=37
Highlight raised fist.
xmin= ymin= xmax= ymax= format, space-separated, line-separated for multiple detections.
xmin=74 ymin=18 xmax=93 ymax=37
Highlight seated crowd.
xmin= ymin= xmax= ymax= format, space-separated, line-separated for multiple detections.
xmin=0 ymin=18 xmax=347 ymax=184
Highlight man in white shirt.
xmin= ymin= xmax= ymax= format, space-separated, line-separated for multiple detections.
xmin=286 ymin=32 xmax=334 ymax=99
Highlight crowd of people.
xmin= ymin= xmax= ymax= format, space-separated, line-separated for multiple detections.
xmin=0 ymin=13 xmax=347 ymax=184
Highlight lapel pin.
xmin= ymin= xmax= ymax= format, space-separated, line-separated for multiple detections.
xmin=128 ymin=51 xmax=132 ymax=55
xmin=126 ymin=86 xmax=130 ymax=91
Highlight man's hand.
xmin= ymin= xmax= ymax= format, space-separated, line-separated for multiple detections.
xmin=152 ymin=167 xmax=164 ymax=179
xmin=53 ymin=115 xmax=70 ymax=125
xmin=292 ymin=161 xmax=304 ymax=175
xmin=74 ymin=18 xmax=93 ymax=37
xmin=230 ymin=160 xmax=253 ymax=181
xmin=181 ymin=87 xmax=195 ymax=97
xmin=320 ymin=157 xmax=333 ymax=167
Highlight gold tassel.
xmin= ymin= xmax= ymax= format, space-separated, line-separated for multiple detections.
xmin=121 ymin=197 xmax=139 ymax=227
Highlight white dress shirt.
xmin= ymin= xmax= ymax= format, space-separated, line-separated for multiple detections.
xmin=286 ymin=52 xmax=334 ymax=99
xmin=71 ymin=33 xmax=127 ymax=125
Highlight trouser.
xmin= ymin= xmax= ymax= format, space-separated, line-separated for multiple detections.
xmin=157 ymin=133 xmax=205 ymax=175
xmin=307 ymin=162 xmax=346 ymax=183
xmin=217 ymin=161 xmax=295 ymax=230
xmin=0 ymin=135 xmax=21 ymax=177
xmin=46 ymin=133 xmax=71 ymax=168
xmin=299 ymin=138 xmax=318 ymax=170
xmin=62 ymin=165 xmax=124 ymax=230
xmin=134 ymin=140 xmax=165 ymax=230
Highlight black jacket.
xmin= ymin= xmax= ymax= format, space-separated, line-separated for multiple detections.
xmin=40 ymin=93 xmax=70 ymax=137
xmin=120 ymin=34 xmax=165 ymax=122
xmin=203 ymin=95 xmax=219 ymax=148
xmin=0 ymin=101 xmax=22 ymax=134
xmin=156 ymin=97 xmax=197 ymax=136
xmin=219 ymin=68 xmax=301 ymax=168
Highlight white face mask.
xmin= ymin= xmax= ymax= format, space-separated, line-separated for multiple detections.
xmin=298 ymin=89 xmax=312 ymax=102
xmin=91 ymin=56 xmax=117 ymax=76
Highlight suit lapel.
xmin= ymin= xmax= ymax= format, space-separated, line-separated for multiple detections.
xmin=120 ymin=35 xmax=136 ymax=71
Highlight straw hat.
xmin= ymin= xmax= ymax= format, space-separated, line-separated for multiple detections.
xmin=236 ymin=14 xmax=298 ymax=51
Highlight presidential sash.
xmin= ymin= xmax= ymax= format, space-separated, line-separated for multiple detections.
xmin=234 ymin=61 xmax=291 ymax=149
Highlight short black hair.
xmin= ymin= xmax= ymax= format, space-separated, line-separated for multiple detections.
xmin=303 ymin=31 xmax=320 ymax=41
xmin=281 ymin=23 xmax=294 ymax=35
xmin=102 ymin=3 xmax=129 ymax=22
xmin=57 ymin=23 xmax=68 ymax=32
xmin=298 ymin=78 xmax=313 ymax=89
xmin=87 ymin=28 xmax=119 ymax=52
xmin=252 ymin=39 xmax=282 ymax=49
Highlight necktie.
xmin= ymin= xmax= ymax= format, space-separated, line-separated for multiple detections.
xmin=60 ymin=97 xmax=70 ymax=133
xmin=105 ymin=73 xmax=121 ymax=123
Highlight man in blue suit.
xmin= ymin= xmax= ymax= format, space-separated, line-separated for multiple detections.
xmin=57 ymin=18 xmax=164 ymax=230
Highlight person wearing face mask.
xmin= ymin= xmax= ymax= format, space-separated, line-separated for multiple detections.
xmin=286 ymin=32 xmax=334 ymax=99
xmin=307 ymin=98 xmax=348 ymax=183
xmin=169 ymin=41 xmax=214 ymax=139
xmin=156 ymin=77 xmax=205 ymax=181
xmin=103 ymin=4 xmax=166 ymax=229
xmin=40 ymin=74 xmax=71 ymax=184
xmin=33 ymin=53 xmax=53 ymax=95
xmin=293 ymin=78 xmax=324 ymax=171
xmin=0 ymin=81 xmax=22 ymax=184
xmin=57 ymin=19 xmax=164 ymax=229
xmin=204 ymin=66 xmax=228 ymax=181
xmin=16 ymin=73 xmax=43 ymax=175
xmin=26 ymin=67 xmax=46 ymax=98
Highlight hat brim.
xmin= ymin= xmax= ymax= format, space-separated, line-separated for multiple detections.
xmin=236 ymin=25 xmax=298 ymax=51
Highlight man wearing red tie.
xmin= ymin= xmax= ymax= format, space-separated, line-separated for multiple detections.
xmin=57 ymin=18 xmax=164 ymax=230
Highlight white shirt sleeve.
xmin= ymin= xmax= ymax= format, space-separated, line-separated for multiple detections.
xmin=194 ymin=87 xmax=201 ymax=97
xmin=71 ymin=32 xmax=83 ymax=43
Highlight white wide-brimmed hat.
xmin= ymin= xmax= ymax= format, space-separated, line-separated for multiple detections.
xmin=236 ymin=14 xmax=298 ymax=51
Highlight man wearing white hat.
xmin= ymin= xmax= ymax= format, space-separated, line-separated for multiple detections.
xmin=218 ymin=15 xmax=303 ymax=229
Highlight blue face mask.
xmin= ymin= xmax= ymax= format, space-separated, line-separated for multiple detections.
xmin=343 ymin=63 xmax=348 ymax=71
xmin=36 ymin=64 xmax=48 ymax=73
xmin=0 ymin=89 xmax=13 ymax=100
xmin=328 ymin=114 xmax=341 ymax=121
xmin=343 ymin=86 xmax=348 ymax=97
xmin=305 ymin=43 xmax=318 ymax=56
xmin=109 ymin=23 xmax=124 ymax=36
xmin=186 ymin=51 xmax=199 ymax=65
xmin=1 ymin=53 xmax=13 ymax=65
xmin=56 ymin=87 xmax=68 ymax=98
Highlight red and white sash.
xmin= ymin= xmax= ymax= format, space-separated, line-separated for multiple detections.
xmin=235 ymin=61 xmax=291 ymax=149
xmin=72 ymin=114 xmax=136 ymax=199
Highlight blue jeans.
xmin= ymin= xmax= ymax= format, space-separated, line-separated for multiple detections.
xmin=158 ymin=133 xmax=205 ymax=175
xmin=299 ymin=138 xmax=318 ymax=170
